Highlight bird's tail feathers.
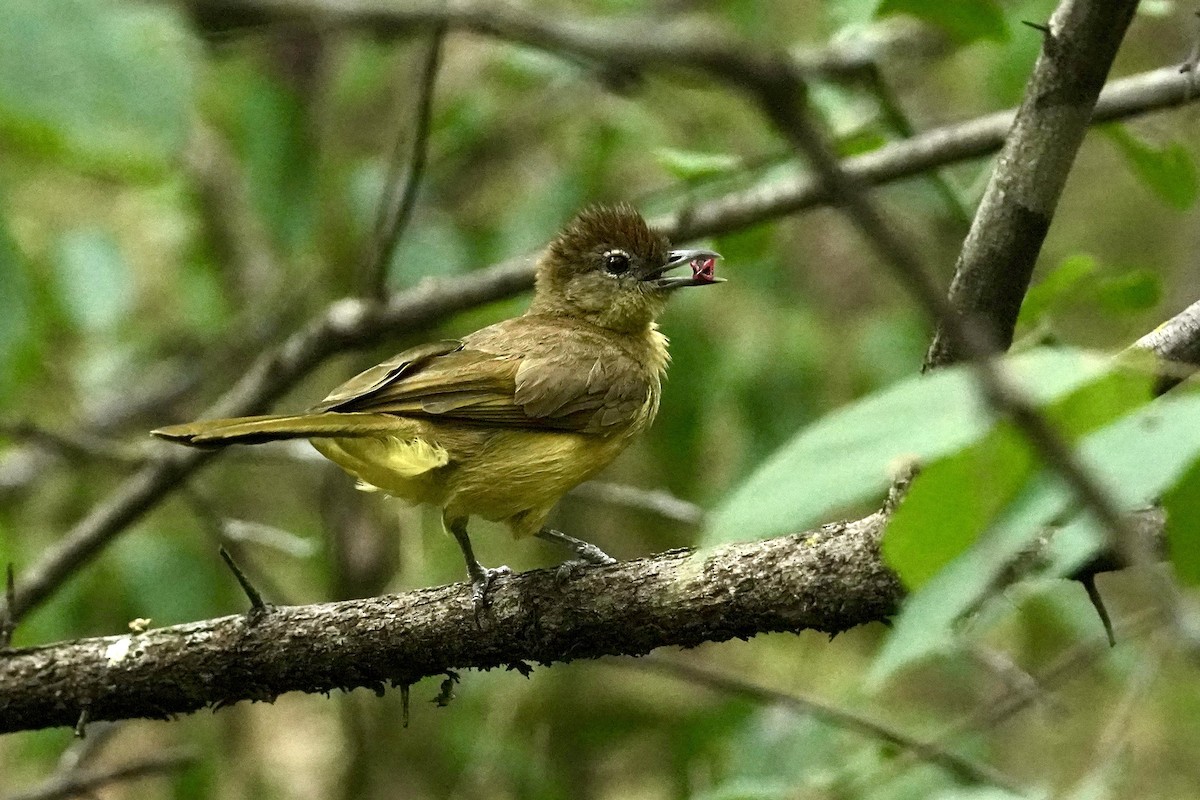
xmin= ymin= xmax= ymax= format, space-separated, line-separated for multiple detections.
xmin=151 ymin=412 xmax=415 ymax=447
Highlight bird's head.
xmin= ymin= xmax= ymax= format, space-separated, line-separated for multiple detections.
xmin=530 ymin=204 xmax=722 ymax=333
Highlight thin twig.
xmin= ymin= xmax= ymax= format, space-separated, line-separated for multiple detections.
xmin=73 ymin=708 xmax=89 ymax=739
xmin=183 ymin=489 xmax=296 ymax=605
xmin=185 ymin=124 xmax=284 ymax=300
xmin=567 ymin=481 xmax=705 ymax=525
xmin=863 ymin=65 xmax=973 ymax=231
xmin=5 ymin=750 xmax=196 ymax=800
xmin=865 ymin=610 xmax=1160 ymax=790
xmin=1090 ymin=641 xmax=1162 ymax=766
xmin=616 ymin=656 xmax=1025 ymax=793
xmin=360 ymin=25 xmax=447 ymax=298
xmin=0 ymin=421 xmax=144 ymax=467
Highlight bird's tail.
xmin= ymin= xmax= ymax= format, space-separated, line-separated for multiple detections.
xmin=152 ymin=412 xmax=415 ymax=447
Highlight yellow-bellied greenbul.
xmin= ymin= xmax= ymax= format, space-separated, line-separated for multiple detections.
xmin=154 ymin=205 xmax=722 ymax=608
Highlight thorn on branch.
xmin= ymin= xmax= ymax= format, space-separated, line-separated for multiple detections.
xmin=74 ymin=707 xmax=90 ymax=739
xmin=1079 ymin=572 xmax=1116 ymax=647
xmin=218 ymin=547 xmax=270 ymax=619
xmin=432 ymin=670 xmax=459 ymax=707
xmin=1019 ymin=19 xmax=1061 ymax=57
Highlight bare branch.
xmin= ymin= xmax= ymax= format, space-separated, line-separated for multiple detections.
xmin=359 ymin=25 xmax=446 ymax=298
xmin=0 ymin=513 xmax=899 ymax=734
xmin=684 ymin=0 xmax=1164 ymax=628
xmin=0 ymin=504 xmax=1169 ymax=736
xmin=924 ymin=0 xmax=1140 ymax=369
xmin=1131 ymin=297 xmax=1200 ymax=393
xmin=185 ymin=124 xmax=284 ymax=300
xmin=618 ymin=657 xmax=1024 ymax=793
xmin=5 ymin=750 xmax=195 ymax=800
xmin=567 ymin=481 xmax=705 ymax=525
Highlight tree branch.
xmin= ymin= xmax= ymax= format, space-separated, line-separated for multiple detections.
xmin=924 ymin=0 xmax=1140 ymax=369
xmin=5 ymin=750 xmax=195 ymax=800
xmin=620 ymin=657 xmax=1024 ymax=793
xmin=1132 ymin=297 xmax=1200 ymax=393
xmin=0 ymin=501 xmax=1171 ymax=736
xmin=359 ymin=25 xmax=446 ymax=299
xmin=0 ymin=514 xmax=897 ymax=734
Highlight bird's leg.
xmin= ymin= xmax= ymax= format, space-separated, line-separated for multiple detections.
xmin=445 ymin=516 xmax=510 ymax=617
xmin=536 ymin=528 xmax=616 ymax=583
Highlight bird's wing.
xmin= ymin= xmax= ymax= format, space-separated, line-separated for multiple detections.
xmin=314 ymin=323 xmax=652 ymax=433
xmin=311 ymin=339 xmax=465 ymax=412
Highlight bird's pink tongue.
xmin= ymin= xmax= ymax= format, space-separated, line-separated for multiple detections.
xmin=691 ymin=257 xmax=717 ymax=283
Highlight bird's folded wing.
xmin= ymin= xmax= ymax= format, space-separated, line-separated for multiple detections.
xmin=311 ymin=339 xmax=464 ymax=412
xmin=314 ymin=339 xmax=649 ymax=434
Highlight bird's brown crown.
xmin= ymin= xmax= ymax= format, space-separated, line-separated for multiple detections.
xmin=530 ymin=204 xmax=673 ymax=333
xmin=546 ymin=204 xmax=668 ymax=278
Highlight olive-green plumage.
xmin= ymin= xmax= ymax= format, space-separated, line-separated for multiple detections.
xmin=153 ymin=204 xmax=720 ymax=599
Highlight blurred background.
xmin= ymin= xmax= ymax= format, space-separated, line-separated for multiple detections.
xmin=2 ymin=0 xmax=1199 ymax=798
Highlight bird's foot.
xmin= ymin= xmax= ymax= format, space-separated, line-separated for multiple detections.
xmin=546 ymin=533 xmax=617 ymax=586
xmin=554 ymin=552 xmax=618 ymax=585
xmin=468 ymin=565 xmax=511 ymax=622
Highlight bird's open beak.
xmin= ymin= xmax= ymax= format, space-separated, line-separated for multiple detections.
xmin=643 ymin=249 xmax=724 ymax=290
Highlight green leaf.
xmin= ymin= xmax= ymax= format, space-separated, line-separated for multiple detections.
xmin=1102 ymin=124 xmax=1199 ymax=210
xmin=1162 ymin=458 xmax=1200 ymax=586
xmin=882 ymin=363 xmax=1152 ymax=590
xmin=654 ymin=147 xmax=742 ymax=181
xmin=870 ymin=393 xmax=1200 ymax=685
xmin=0 ymin=0 xmax=195 ymax=177
xmin=1017 ymin=254 xmax=1097 ymax=329
xmin=883 ymin=427 xmax=1034 ymax=589
xmin=705 ymin=348 xmax=1113 ymax=546
xmin=875 ymin=0 xmax=1009 ymax=44
xmin=1093 ymin=269 xmax=1162 ymax=315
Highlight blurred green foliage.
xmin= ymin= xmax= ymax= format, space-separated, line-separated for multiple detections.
xmin=2 ymin=0 xmax=1199 ymax=799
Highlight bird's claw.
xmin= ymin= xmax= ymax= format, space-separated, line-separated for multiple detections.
xmin=553 ymin=551 xmax=617 ymax=586
xmin=470 ymin=565 xmax=511 ymax=622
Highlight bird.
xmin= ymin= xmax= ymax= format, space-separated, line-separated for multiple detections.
xmin=153 ymin=204 xmax=722 ymax=611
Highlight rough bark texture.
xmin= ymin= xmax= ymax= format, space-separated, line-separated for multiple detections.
xmin=0 ymin=516 xmax=899 ymax=734
xmin=924 ymin=0 xmax=1140 ymax=368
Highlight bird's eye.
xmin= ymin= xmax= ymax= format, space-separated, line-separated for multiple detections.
xmin=603 ymin=250 xmax=631 ymax=275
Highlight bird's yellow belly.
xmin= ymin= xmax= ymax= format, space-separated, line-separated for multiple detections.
xmin=443 ymin=429 xmax=625 ymax=532
xmin=312 ymin=425 xmax=630 ymax=538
